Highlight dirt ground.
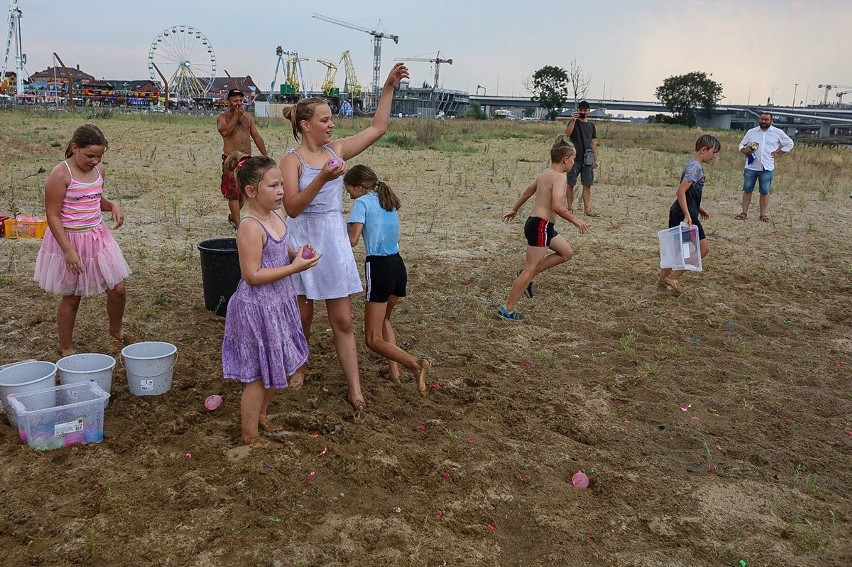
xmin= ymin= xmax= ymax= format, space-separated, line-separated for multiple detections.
xmin=0 ymin=111 xmax=850 ymax=566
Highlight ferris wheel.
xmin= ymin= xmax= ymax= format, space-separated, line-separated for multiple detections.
xmin=148 ymin=25 xmax=216 ymax=100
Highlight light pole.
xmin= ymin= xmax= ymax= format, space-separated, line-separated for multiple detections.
xmin=792 ymin=83 xmax=798 ymax=107
xmin=769 ymin=86 xmax=777 ymax=105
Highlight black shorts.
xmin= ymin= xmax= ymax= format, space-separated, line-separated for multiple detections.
xmin=365 ymin=254 xmax=407 ymax=302
xmin=523 ymin=216 xmax=558 ymax=247
xmin=668 ymin=209 xmax=706 ymax=240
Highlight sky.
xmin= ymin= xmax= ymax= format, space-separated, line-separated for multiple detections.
xmin=5 ymin=0 xmax=852 ymax=106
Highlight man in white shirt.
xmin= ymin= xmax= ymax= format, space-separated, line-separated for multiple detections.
xmin=735 ymin=112 xmax=794 ymax=222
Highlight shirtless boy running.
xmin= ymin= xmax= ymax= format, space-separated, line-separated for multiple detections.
xmin=216 ymin=89 xmax=268 ymax=229
xmin=499 ymin=135 xmax=590 ymax=322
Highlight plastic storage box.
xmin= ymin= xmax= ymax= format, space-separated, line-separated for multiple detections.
xmin=6 ymin=381 xmax=110 ymax=451
xmin=658 ymin=223 xmax=702 ymax=272
xmin=4 ymin=216 xmax=48 ymax=239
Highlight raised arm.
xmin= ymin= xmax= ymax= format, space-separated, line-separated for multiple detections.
xmin=332 ymin=63 xmax=409 ymax=160
xmin=217 ymin=107 xmax=243 ymax=138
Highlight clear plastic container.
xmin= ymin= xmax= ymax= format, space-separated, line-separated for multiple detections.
xmin=658 ymin=223 xmax=702 ymax=272
xmin=7 ymin=381 xmax=109 ymax=451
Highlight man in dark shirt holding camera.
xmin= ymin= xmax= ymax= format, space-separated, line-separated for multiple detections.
xmin=564 ymin=100 xmax=600 ymax=217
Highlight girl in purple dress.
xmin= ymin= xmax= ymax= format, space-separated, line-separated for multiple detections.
xmin=221 ymin=152 xmax=320 ymax=446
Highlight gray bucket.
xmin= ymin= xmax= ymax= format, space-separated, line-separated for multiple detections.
xmin=0 ymin=360 xmax=57 ymax=427
xmin=56 ymin=353 xmax=116 ymax=394
xmin=121 ymin=342 xmax=177 ymax=396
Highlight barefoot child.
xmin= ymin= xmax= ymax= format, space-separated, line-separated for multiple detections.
xmin=658 ymin=134 xmax=720 ymax=296
xmin=280 ymin=62 xmax=409 ymax=411
xmin=343 ymin=165 xmax=431 ymax=394
xmin=34 ymin=124 xmax=131 ymax=355
xmin=499 ymin=135 xmax=590 ymax=321
xmin=221 ymin=152 xmax=320 ymax=446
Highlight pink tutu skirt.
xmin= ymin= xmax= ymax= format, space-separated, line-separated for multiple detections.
xmin=33 ymin=223 xmax=131 ymax=296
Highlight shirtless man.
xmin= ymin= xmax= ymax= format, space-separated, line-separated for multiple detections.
xmin=217 ymin=89 xmax=268 ymax=229
xmin=498 ymin=135 xmax=590 ymax=321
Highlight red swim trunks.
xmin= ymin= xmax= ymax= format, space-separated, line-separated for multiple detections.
xmin=220 ymin=154 xmax=242 ymax=201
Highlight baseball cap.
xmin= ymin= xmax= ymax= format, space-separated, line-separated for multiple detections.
xmin=227 ymin=89 xmax=244 ymax=99
xmin=578 ymin=100 xmax=590 ymax=109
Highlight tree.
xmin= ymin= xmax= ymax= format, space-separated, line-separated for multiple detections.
xmin=655 ymin=71 xmax=723 ymax=126
xmin=530 ymin=65 xmax=569 ymax=121
xmin=465 ymin=101 xmax=486 ymax=120
xmin=567 ymin=58 xmax=590 ymax=107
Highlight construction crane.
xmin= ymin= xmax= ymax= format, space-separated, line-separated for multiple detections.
xmin=286 ymin=53 xmax=308 ymax=96
xmin=316 ymin=58 xmax=338 ymax=96
xmin=312 ymin=13 xmax=398 ymax=107
xmin=837 ymin=89 xmax=852 ymax=105
xmin=270 ymin=46 xmax=306 ymax=98
xmin=339 ymin=50 xmax=362 ymax=97
xmin=817 ymin=84 xmax=852 ymax=105
xmin=1 ymin=0 xmax=25 ymax=96
xmin=395 ymin=51 xmax=452 ymax=89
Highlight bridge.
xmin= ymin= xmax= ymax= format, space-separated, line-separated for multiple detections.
xmin=469 ymin=95 xmax=852 ymax=137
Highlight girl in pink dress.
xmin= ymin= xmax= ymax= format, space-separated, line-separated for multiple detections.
xmin=33 ymin=124 xmax=131 ymax=356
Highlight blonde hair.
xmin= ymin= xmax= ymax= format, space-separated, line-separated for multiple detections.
xmin=550 ymin=134 xmax=576 ymax=163
xmin=282 ymin=97 xmax=329 ymax=143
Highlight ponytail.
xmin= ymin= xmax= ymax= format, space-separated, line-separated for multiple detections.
xmin=343 ymin=164 xmax=401 ymax=212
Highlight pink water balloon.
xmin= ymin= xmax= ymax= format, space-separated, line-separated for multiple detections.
xmin=571 ymin=470 xmax=589 ymax=489
xmin=301 ymin=247 xmax=314 ymax=259
xmin=204 ymin=394 xmax=223 ymax=411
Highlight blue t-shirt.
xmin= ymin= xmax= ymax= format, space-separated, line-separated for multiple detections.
xmin=347 ymin=192 xmax=400 ymax=256
xmin=669 ymin=158 xmax=705 ymax=218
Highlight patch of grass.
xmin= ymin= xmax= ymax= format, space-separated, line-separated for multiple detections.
xmin=619 ymin=328 xmax=637 ymax=362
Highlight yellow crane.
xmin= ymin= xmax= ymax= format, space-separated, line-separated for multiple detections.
xmin=286 ymin=53 xmax=308 ymax=96
xmin=395 ymin=52 xmax=452 ymax=89
xmin=317 ymin=59 xmax=338 ymax=96
xmin=312 ymin=13 xmax=398 ymax=105
xmin=339 ymin=50 xmax=362 ymax=97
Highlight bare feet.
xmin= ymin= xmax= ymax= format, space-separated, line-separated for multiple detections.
xmin=416 ymin=358 xmax=431 ymax=395
xmin=584 ymin=210 xmax=599 ymax=217
xmin=289 ymin=374 xmax=304 ymax=390
xmin=241 ymin=435 xmax=273 ymax=447
xmin=657 ymin=280 xmax=669 ymax=292
xmin=60 ymin=348 xmax=76 ymax=357
xmin=110 ymin=330 xmax=133 ymax=345
xmin=663 ymin=277 xmax=683 ymax=296
xmin=349 ymin=396 xmax=366 ymax=415
xmin=259 ymin=416 xmax=283 ymax=433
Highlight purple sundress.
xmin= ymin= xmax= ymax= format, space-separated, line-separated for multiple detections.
xmin=222 ymin=213 xmax=308 ymax=388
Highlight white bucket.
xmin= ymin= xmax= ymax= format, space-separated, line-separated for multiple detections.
xmin=0 ymin=360 xmax=58 ymax=427
xmin=121 ymin=342 xmax=177 ymax=396
xmin=56 ymin=353 xmax=116 ymax=394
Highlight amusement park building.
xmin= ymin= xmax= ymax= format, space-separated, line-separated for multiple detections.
xmin=208 ymin=76 xmax=261 ymax=100
xmin=28 ymin=65 xmax=95 ymax=89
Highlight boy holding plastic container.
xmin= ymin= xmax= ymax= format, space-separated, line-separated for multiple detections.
xmin=658 ymin=134 xmax=721 ymax=295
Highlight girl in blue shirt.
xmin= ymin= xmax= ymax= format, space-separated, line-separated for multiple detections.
xmin=344 ymin=165 xmax=430 ymax=394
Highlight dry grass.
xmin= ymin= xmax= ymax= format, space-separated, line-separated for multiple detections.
xmin=0 ymin=108 xmax=850 ymax=566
